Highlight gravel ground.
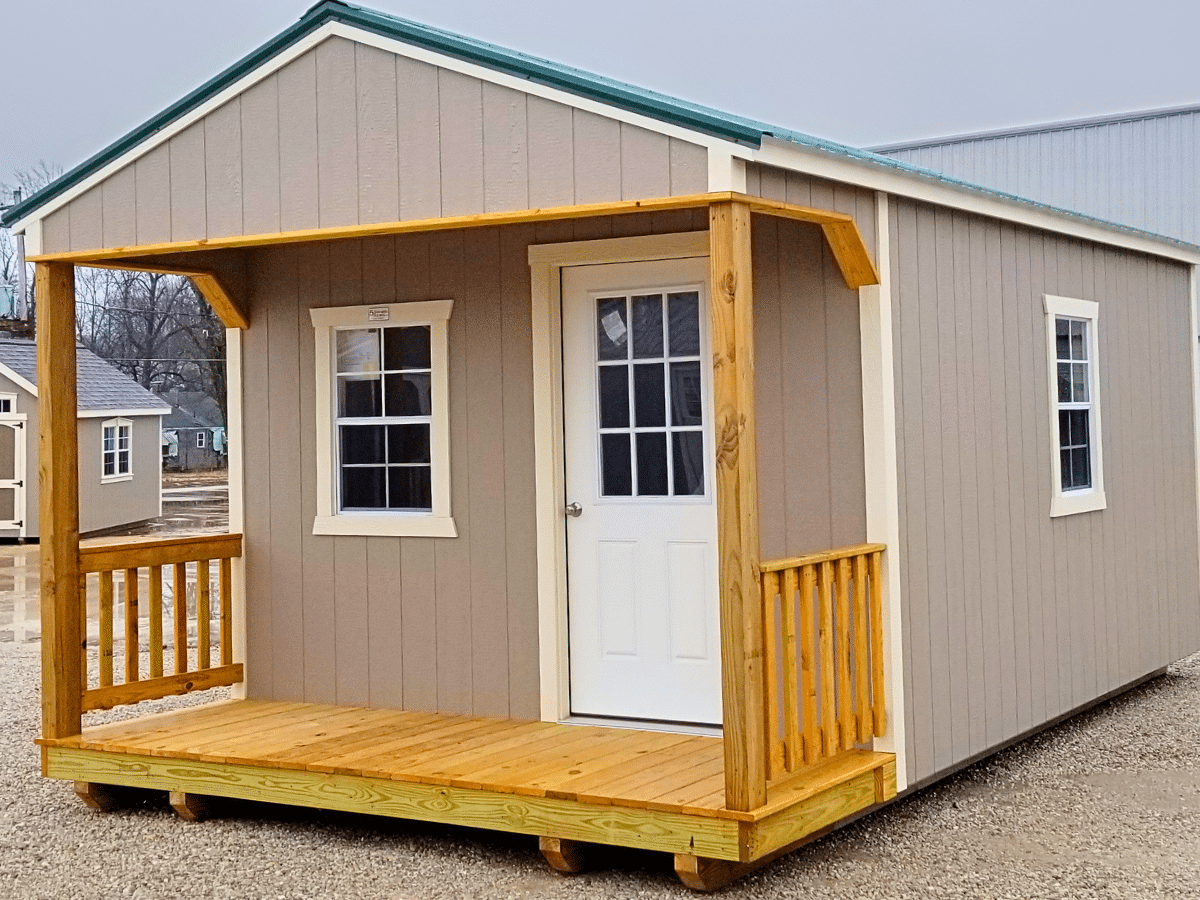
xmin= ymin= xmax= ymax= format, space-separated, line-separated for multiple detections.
xmin=1 ymin=642 xmax=1197 ymax=899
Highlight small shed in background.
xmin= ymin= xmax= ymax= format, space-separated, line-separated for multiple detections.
xmin=161 ymin=391 xmax=226 ymax=471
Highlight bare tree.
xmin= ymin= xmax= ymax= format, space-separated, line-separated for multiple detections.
xmin=1 ymin=163 xmax=62 ymax=319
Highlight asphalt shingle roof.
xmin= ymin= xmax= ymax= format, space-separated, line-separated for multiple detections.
xmin=0 ymin=339 xmax=170 ymax=414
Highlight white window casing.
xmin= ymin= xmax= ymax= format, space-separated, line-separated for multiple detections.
xmin=310 ymin=300 xmax=456 ymax=538
xmin=196 ymin=430 xmax=207 ymax=449
xmin=101 ymin=417 xmax=133 ymax=483
xmin=1044 ymin=294 xmax=1106 ymax=517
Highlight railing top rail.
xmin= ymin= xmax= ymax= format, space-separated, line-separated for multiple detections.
xmin=758 ymin=543 xmax=885 ymax=574
xmin=79 ymin=532 xmax=243 ymax=574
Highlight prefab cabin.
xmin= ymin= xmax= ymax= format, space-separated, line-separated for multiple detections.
xmin=0 ymin=339 xmax=168 ymax=540
xmin=6 ymin=1 xmax=1200 ymax=889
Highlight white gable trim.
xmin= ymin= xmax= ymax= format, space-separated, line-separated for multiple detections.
xmin=78 ymin=407 xmax=169 ymax=419
xmin=9 ymin=21 xmax=744 ymax=236
xmin=0 ymin=362 xmax=38 ymax=397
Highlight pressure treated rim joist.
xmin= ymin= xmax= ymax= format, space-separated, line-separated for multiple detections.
xmin=26 ymin=192 xmax=880 ymax=295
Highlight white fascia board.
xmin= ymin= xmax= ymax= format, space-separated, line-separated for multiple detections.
xmin=749 ymin=136 xmax=1200 ymax=266
xmin=78 ymin=407 xmax=169 ymax=418
xmin=11 ymin=21 xmax=745 ymax=237
xmin=0 ymin=363 xmax=38 ymax=397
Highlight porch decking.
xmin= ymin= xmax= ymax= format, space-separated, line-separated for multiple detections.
xmin=40 ymin=699 xmax=895 ymax=865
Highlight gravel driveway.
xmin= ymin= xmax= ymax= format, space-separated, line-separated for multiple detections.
xmin=1 ymin=641 xmax=1196 ymax=899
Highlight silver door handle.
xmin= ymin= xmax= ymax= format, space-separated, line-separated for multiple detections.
xmin=565 ymin=502 xmax=583 ymax=518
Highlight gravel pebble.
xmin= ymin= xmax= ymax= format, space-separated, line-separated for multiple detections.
xmin=1 ymin=641 xmax=1196 ymax=899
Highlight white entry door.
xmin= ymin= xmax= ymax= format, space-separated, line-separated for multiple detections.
xmin=0 ymin=418 xmax=25 ymax=533
xmin=562 ymin=257 xmax=722 ymax=726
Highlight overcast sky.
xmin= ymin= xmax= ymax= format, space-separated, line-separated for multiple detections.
xmin=4 ymin=0 xmax=1200 ymax=192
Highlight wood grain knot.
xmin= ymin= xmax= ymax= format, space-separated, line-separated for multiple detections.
xmin=720 ymin=270 xmax=738 ymax=303
xmin=716 ymin=417 xmax=740 ymax=468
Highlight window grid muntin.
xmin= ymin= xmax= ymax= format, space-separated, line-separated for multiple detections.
xmin=594 ymin=289 xmax=706 ymax=499
xmin=334 ymin=324 xmax=435 ymax=512
xmin=1055 ymin=315 xmax=1093 ymax=492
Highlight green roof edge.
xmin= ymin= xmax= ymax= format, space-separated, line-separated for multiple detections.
xmin=2 ymin=0 xmax=768 ymax=229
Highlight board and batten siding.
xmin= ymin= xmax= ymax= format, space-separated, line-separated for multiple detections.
xmin=237 ymin=206 xmax=861 ymax=717
xmin=889 ymin=196 xmax=1200 ymax=786
xmin=40 ymin=36 xmax=709 ymax=255
xmin=878 ymin=108 xmax=1200 ymax=245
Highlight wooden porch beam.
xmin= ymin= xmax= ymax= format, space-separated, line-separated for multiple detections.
xmin=709 ymin=201 xmax=767 ymax=813
xmin=187 ymin=272 xmax=248 ymax=330
xmin=36 ymin=261 xmax=83 ymax=740
xmin=27 ymin=192 xmax=879 ymax=293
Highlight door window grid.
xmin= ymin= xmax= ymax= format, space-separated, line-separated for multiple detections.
xmin=594 ymin=290 xmax=706 ymax=498
xmin=1055 ymin=316 xmax=1092 ymax=492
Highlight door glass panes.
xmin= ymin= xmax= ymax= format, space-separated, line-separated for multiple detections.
xmin=335 ymin=326 xmax=433 ymax=511
xmin=595 ymin=289 xmax=706 ymax=498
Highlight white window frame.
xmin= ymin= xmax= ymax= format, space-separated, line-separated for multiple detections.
xmin=1044 ymin=294 xmax=1106 ymax=517
xmin=0 ymin=393 xmax=15 ymax=414
xmin=101 ymin=417 xmax=133 ymax=484
xmin=196 ymin=430 xmax=207 ymax=449
xmin=310 ymin=299 xmax=456 ymax=538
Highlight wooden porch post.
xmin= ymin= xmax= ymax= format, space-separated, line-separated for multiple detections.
xmin=709 ymin=201 xmax=767 ymax=812
xmin=36 ymin=262 xmax=82 ymax=740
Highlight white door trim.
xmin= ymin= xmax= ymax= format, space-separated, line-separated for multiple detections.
xmin=529 ymin=230 xmax=709 ymax=722
xmin=0 ymin=413 xmax=28 ymax=538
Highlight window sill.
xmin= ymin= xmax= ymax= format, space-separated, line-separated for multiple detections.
xmin=312 ymin=514 xmax=458 ymax=538
xmin=1050 ymin=489 xmax=1107 ymax=518
xmin=100 ymin=474 xmax=133 ymax=485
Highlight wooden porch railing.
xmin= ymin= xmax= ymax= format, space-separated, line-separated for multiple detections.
xmin=78 ymin=533 xmax=243 ymax=712
xmin=758 ymin=543 xmax=886 ymax=781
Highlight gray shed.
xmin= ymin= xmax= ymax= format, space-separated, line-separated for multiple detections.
xmin=0 ymin=338 xmax=168 ymax=538
xmin=4 ymin=1 xmax=1199 ymax=888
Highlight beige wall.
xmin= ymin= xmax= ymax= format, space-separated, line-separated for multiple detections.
xmin=239 ymin=208 xmax=860 ymax=718
xmin=41 ymin=36 xmax=709 ymax=255
xmin=889 ymin=197 xmax=1200 ymax=786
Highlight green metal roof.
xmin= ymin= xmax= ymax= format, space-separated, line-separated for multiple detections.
xmin=6 ymin=0 xmax=1200 ymax=259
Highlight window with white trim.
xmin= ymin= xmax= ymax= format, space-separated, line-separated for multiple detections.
xmin=1044 ymin=295 xmax=1106 ymax=516
xmin=0 ymin=394 xmax=14 ymax=414
xmin=310 ymin=300 xmax=455 ymax=538
xmin=196 ymin=431 xmax=207 ymax=449
xmin=101 ymin=418 xmax=133 ymax=482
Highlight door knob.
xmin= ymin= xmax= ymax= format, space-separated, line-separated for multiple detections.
xmin=565 ymin=502 xmax=583 ymax=518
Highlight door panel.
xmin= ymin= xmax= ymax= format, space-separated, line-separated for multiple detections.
xmin=0 ymin=420 xmax=23 ymax=530
xmin=562 ymin=257 xmax=721 ymax=725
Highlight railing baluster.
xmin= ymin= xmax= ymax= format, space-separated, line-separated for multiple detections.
xmin=79 ymin=574 xmax=88 ymax=687
xmin=818 ymin=560 xmax=837 ymax=758
xmin=835 ymin=559 xmax=854 ymax=750
xmin=760 ymin=570 xmax=780 ymax=779
xmin=779 ymin=567 xmax=800 ymax=773
xmin=124 ymin=568 xmax=139 ymax=683
xmin=148 ymin=566 xmax=164 ymax=679
xmin=99 ymin=571 xmax=114 ymax=687
xmin=174 ymin=562 xmax=188 ymax=674
xmin=219 ymin=557 xmax=233 ymax=667
xmin=799 ymin=563 xmax=819 ymax=765
xmin=869 ymin=550 xmax=887 ymax=736
xmin=197 ymin=559 xmax=211 ymax=670
xmin=853 ymin=553 xmax=871 ymax=743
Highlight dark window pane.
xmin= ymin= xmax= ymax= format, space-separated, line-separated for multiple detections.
xmin=342 ymin=466 xmax=386 ymax=508
xmin=384 ymin=325 xmax=431 ymax=370
xmin=1069 ymin=409 xmax=1089 ymax=447
xmin=103 ymin=456 xmax=115 ymax=476
xmin=388 ymin=465 xmax=432 ymax=510
xmin=673 ymin=432 xmax=705 ymax=496
xmin=341 ymin=425 xmax=386 ymax=464
xmin=670 ymin=361 xmax=704 ymax=426
xmin=668 ymin=292 xmax=700 ymax=356
xmin=632 ymin=294 xmax=664 ymax=358
xmin=597 ymin=298 xmax=628 ymax=360
xmin=337 ymin=329 xmax=381 ymax=373
xmin=1071 ymin=447 xmax=1091 ymax=488
xmin=384 ymin=372 xmax=431 ymax=416
xmin=634 ymin=364 xmax=666 ymax=427
xmin=600 ymin=433 xmax=632 ymax=496
xmin=1057 ymin=363 xmax=1071 ymax=404
xmin=1059 ymin=410 xmax=1071 ymax=446
xmin=1072 ymin=363 xmax=1088 ymax=402
xmin=1070 ymin=320 xmax=1086 ymax=360
xmin=117 ymin=450 xmax=130 ymax=473
xmin=387 ymin=424 xmax=431 ymax=464
xmin=1055 ymin=318 xmax=1070 ymax=360
xmin=636 ymin=432 xmax=668 ymax=496
xmin=339 ymin=375 xmax=382 ymax=417
xmin=1060 ymin=448 xmax=1072 ymax=491
xmin=598 ymin=365 xmax=629 ymax=429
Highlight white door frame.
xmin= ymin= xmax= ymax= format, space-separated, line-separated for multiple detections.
xmin=0 ymin=411 xmax=28 ymax=539
xmin=528 ymin=230 xmax=710 ymax=722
